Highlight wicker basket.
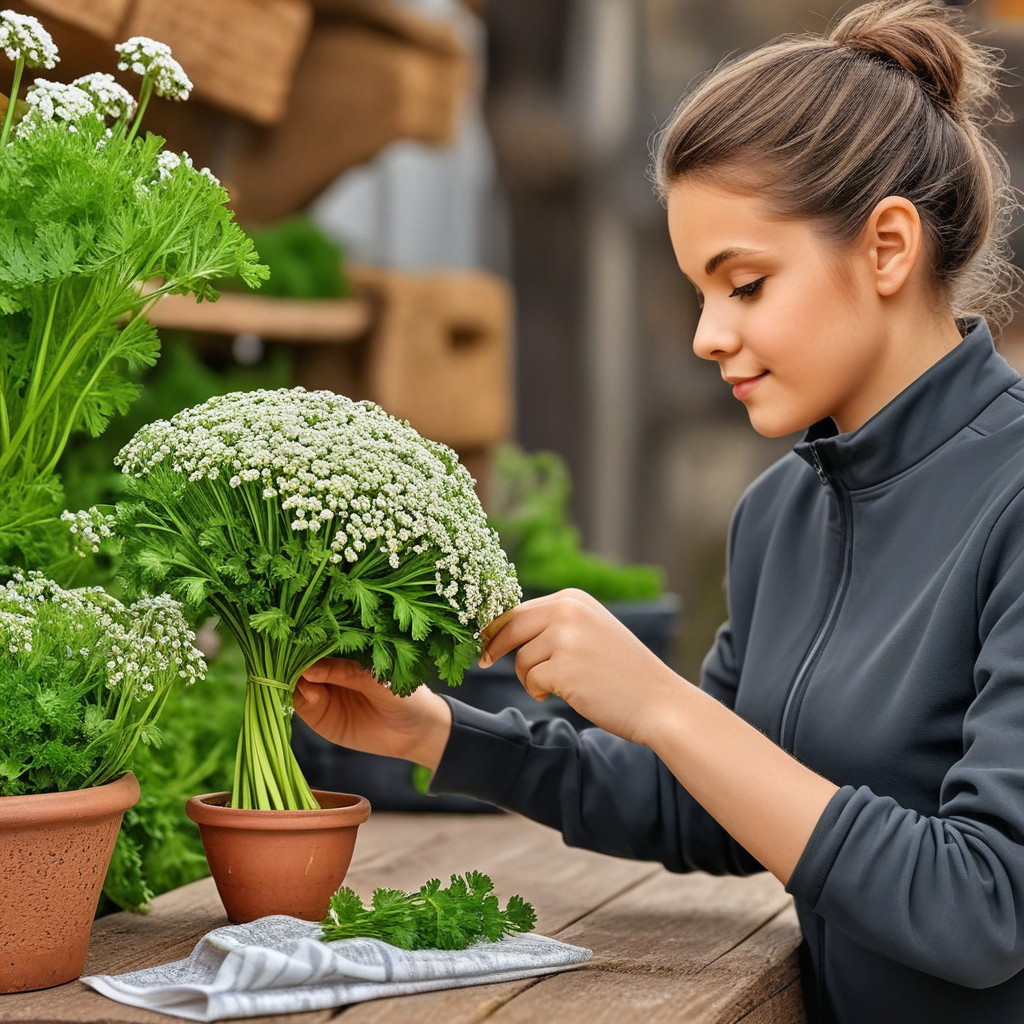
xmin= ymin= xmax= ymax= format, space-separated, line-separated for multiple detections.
xmin=291 ymin=268 xmax=513 ymax=452
xmin=227 ymin=13 xmax=468 ymax=221
xmin=24 ymin=0 xmax=132 ymax=39
xmin=121 ymin=0 xmax=313 ymax=124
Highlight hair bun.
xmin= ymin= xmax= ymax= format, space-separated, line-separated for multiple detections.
xmin=831 ymin=0 xmax=994 ymax=120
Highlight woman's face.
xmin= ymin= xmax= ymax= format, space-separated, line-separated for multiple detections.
xmin=666 ymin=178 xmax=894 ymax=438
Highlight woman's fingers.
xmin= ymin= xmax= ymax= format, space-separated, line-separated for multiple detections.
xmin=480 ymin=596 xmax=564 ymax=666
xmin=514 ymin=635 xmax=556 ymax=701
xmin=301 ymin=657 xmax=382 ymax=692
xmin=292 ymin=678 xmax=329 ymax=729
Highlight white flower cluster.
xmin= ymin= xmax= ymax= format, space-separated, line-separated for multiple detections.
xmin=0 ymin=572 xmax=204 ymax=694
xmin=16 ymin=79 xmax=95 ymax=137
xmin=115 ymin=36 xmax=192 ymax=101
xmin=0 ymin=10 xmax=57 ymax=68
xmin=117 ymin=389 xmax=521 ymax=628
xmin=72 ymin=72 xmax=136 ymax=121
xmin=153 ymin=149 xmax=220 ymax=187
xmin=62 ymin=506 xmax=116 ymax=556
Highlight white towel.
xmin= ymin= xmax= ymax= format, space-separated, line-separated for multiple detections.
xmin=82 ymin=915 xmax=592 ymax=1022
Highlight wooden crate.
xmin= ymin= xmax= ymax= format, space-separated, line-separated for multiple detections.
xmin=24 ymin=0 xmax=131 ymax=39
xmin=121 ymin=0 xmax=313 ymax=125
xmin=227 ymin=7 xmax=468 ymax=222
xmin=289 ymin=268 xmax=513 ymax=451
xmin=990 ymin=0 xmax=1024 ymax=17
xmin=145 ymin=291 xmax=374 ymax=343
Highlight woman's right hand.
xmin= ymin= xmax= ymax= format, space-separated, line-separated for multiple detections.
xmin=293 ymin=658 xmax=452 ymax=771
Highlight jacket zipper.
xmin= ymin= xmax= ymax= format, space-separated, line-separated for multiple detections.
xmin=779 ymin=446 xmax=853 ymax=752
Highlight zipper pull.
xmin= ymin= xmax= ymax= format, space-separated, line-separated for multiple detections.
xmin=810 ymin=447 xmax=830 ymax=486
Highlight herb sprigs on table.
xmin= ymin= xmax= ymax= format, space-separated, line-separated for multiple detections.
xmin=321 ymin=872 xmax=537 ymax=951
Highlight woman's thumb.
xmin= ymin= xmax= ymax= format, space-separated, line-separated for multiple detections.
xmin=293 ymin=678 xmax=324 ymax=714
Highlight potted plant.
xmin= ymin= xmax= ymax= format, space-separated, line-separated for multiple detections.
xmin=0 ymin=18 xmax=266 ymax=573
xmin=0 ymin=572 xmax=204 ymax=993
xmin=293 ymin=442 xmax=681 ymax=810
xmin=0 ymin=11 xmax=265 ymax=990
xmin=76 ymin=387 xmax=520 ymax=922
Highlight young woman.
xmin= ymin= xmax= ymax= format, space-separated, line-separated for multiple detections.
xmin=293 ymin=2 xmax=1024 ymax=1020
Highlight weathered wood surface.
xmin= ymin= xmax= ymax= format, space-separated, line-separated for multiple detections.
xmin=145 ymin=291 xmax=374 ymax=344
xmin=1 ymin=812 xmax=806 ymax=1023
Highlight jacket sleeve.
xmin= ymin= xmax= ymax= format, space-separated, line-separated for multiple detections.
xmin=786 ymin=489 xmax=1024 ymax=989
xmin=430 ymin=694 xmax=761 ymax=875
xmin=430 ymin=497 xmax=762 ymax=877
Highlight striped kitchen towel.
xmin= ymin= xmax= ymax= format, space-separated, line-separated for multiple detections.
xmin=82 ymin=914 xmax=592 ymax=1021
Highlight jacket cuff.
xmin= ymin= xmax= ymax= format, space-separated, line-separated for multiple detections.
xmin=428 ymin=696 xmax=531 ymax=806
xmin=786 ymin=784 xmax=858 ymax=904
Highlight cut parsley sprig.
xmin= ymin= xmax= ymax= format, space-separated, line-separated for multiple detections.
xmin=320 ymin=871 xmax=537 ymax=950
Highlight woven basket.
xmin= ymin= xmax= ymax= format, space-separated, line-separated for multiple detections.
xmin=24 ymin=0 xmax=132 ymax=38
xmin=121 ymin=0 xmax=313 ymax=124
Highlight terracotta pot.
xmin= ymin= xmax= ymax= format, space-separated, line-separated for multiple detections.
xmin=185 ymin=789 xmax=371 ymax=924
xmin=0 ymin=772 xmax=140 ymax=994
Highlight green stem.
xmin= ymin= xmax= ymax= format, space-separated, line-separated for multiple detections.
xmin=126 ymin=77 xmax=154 ymax=143
xmin=232 ymin=675 xmax=318 ymax=810
xmin=0 ymin=359 xmax=10 ymax=449
xmin=0 ymin=58 xmax=24 ymax=150
xmin=23 ymin=284 xmax=61 ymax=473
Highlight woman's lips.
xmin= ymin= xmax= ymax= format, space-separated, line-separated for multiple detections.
xmin=731 ymin=372 xmax=768 ymax=400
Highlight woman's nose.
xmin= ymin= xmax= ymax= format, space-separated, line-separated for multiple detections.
xmin=692 ymin=307 xmax=741 ymax=362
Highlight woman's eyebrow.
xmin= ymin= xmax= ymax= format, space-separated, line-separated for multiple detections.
xmin=705 ymin=246 xmax=765 ymax=276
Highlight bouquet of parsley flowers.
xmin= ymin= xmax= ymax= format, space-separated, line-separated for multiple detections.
xmin=0 ymin=571 xmax=205 ymax=797
xmin=74 ymin=389 xmax=521 ymax=811
xmin=0 ymin=13 xmax=266 ymax=570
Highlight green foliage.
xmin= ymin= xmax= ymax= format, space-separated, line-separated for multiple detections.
xmin=222 ymin=216 xmax=350 ymax=300
xmin=100 ymin=632 xmax=246 ymax=913
xmin=487 ymin=443 xmax=665 ymax=602
xmin=0 ymin=96 xmax=267 ymax=572
xmin=320 ymin=872 xmax=536 ymax=950
xmin=110 ymin=390 xmax=520 ymax=811
xmin=60 ymin=339 xmax=293 ymax=521
xmin=0 ymin=574 xmax=203 ymax=797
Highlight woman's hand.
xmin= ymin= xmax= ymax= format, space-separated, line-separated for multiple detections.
xmin=293 ymin=659 xmax=452 ymax=771
xmin=479 ymin=588 xmax=679 ymax=745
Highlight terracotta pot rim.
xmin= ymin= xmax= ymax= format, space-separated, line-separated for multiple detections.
xmin=186 ymin=789 xmax=370 ymax=830
xmin=0 ymin=771 xmax=140 ymax=824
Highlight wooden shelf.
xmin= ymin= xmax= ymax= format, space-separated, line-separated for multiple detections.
xmin=145 ymin=291 xmax=373 ymax=344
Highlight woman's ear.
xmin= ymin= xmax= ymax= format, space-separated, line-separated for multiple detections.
xmin=864 ymin=196 xmax=923 ymax=298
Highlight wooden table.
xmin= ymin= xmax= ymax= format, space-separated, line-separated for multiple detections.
xmin=2 ymin=812 xmax=806 ymax=1023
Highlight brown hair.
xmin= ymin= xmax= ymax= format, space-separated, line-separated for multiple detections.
xmin=654 ymin=0 xmax=1020 ymax=330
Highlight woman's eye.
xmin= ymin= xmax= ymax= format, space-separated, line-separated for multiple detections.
xmin=729 ymin=276 xmax=766 ymax=299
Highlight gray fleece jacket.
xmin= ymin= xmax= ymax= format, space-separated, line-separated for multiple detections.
xmin=430 ymin=319 xmax=1024 ymax=1023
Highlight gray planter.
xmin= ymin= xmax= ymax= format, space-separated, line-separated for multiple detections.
xmin=291 ymin=594 xmax=682 ymax=812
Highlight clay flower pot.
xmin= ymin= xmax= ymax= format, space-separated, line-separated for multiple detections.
xmin=185 ymin=789 xmax=371 ymax=923
xmin=0 ymin=772 xmax=140 ymax=994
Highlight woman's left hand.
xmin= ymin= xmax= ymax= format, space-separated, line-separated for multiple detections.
xmin=479 ymin=588 xmax=679 ymax=745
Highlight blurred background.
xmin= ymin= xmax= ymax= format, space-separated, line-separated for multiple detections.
xmin=11 ymin=0 xmax=1024 ymax=680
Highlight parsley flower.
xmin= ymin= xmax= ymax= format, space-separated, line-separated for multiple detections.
xmin=16 ymin=79 xmax=96 ymax=137
xmin=72 ymin=72 xmax=136 ymax=121
xmin=153 ymin=149 xmax=220 ymax=187
xmin=111 ymin=388 xmax=521 ymax=811
xmin=0 ymin=10 xmax=57 ymax=68
xmin=0 ymin=572 xmax=205 ymax=795
xmin=115 ymin=37 xmax=192 ymax=101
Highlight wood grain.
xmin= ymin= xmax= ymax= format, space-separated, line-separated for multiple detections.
xmin=0 ymin=812 xmax=805 ymax=1023
xmin=145 ymin=291 xmax=374 ymax=344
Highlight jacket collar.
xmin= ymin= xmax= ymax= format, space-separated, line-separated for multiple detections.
xmin=793 ymin=319 xmax=1020 ymax=490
